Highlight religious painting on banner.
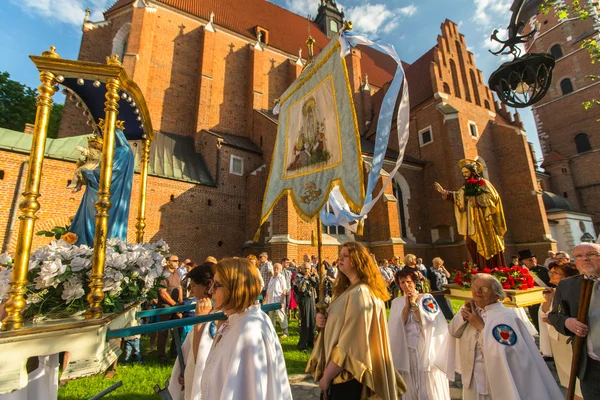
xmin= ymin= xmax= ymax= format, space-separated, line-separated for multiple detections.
xmin=256 ymin=38 xmax=364 ymax=235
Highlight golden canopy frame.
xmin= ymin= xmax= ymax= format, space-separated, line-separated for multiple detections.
xmin=1 ymin=47 xmax=155 ymax=331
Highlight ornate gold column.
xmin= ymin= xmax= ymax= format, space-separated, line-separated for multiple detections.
xmin=135 ymin=138 xmax=151 ymax=243
xmin=1 ymin=47 xmax=59 ymax=331
xmin=86 ymin=56 xmax=121 ymax=319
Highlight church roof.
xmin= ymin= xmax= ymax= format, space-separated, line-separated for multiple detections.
xmin=203 ymin=130 xmax=263 ymax=154
xmin=0 ymin=127 xmax=214 ymax=186
xmin=542 ymin=191 xmax=575 ymax=212
xmin=540 ymin=151 xmax=568 ymax=167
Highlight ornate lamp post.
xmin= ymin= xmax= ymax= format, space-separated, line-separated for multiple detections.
xmin=488 ymin=0 xmax=555 ymax=108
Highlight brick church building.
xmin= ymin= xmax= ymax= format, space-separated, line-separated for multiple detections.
xmin=0 ymin=0 xmax=556 ymax=266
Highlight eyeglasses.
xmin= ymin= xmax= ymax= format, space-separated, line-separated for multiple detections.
xmin=574 ymin=252 xmax=600 ymax=260
xmin=471 ymin=286 xmax=491 ymax=293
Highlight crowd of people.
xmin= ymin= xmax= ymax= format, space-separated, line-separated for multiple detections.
xmin=98 ymin=241 xmax=599 ymax=400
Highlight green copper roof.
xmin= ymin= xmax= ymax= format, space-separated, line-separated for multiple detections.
xmin=0 ymin=128 xmax=215 ymax=186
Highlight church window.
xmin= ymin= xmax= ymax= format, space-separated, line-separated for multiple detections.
xmin=0 ymin=170 xmax=4 ymax=180
xmin=255 ymin=26 xmax=269 ymax=45
xmin=484 ymin=100 xmax=491 ymax=110
xmin=321 ymin=203 xmax=345 ymax=235
xmin=443 ymin=82 xmax=451 ymax=94
xmin=469 ymin=121 xmax=479 ymax=138
xmin=418 ymin=126 xmax=433 ymax=147
xmin=561 ymin=168 xmax=568 ymax=174
xmin=449 ymin=60 xmax=461 ymax=99
xmin=550 ymin=44 xmax=563 ymax=59
xmin=392 ymin=180 xmax=407 ymax=238
xmin=575 ymin=133 xmax=592 ymax=153
xmin=230 ymin=154 xmax=244 ymax=176
xmin=111 ymin=23 xmax=132 ymax=61
xmin=470 ymin=70 xmax=481 ymax=106
xmin=560 ymin=78 xmax=574 ymax=95
xmin=330 ymin=20 xmax=339 ymax=33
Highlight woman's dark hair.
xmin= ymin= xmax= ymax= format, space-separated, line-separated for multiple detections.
xmin=550 ymin=261 xmax=579 ymax=278
xmin=186 ymin=262 xmax=215 ymax=286
xmin=394 ymin=268 xmax=419 ymax=288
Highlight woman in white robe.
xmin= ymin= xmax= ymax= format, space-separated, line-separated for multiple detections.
xmin=200 ymin=258 xmax=292 ymax=400
xmin=388 ymin=268 xmax=450 ymax=400
xmin=168 ymin=262 xmax=216 ymax=400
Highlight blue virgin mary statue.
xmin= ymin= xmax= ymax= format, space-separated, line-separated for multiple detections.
xmin=70 ymin=128 xmax=135 ymax=246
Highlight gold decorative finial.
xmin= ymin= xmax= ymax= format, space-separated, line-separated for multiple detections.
xmin=107 ymin=54 xmax=122 ymax=66
xmin=98 ymin=118 xmax=126 ymax=131
xmin=42 ymin=46 xmax=61 ymax=59
xmin=342 ymin=20 xmax=353 ymax=31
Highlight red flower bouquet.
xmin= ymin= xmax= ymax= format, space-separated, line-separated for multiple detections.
xmin=463 ymin=177 xmax=486 ymax=197
xmin=452 ymin=261 xmax=535 ymax=290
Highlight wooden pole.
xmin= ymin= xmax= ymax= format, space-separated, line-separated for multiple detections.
xmin=567 ymin=276 xmax=594 ymax=400
xmin=315 ymin=217 xmax=326 ymax=314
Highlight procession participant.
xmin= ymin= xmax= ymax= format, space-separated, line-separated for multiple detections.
xmin=294 ymin=262 xmax=318 ymax=351
xmin=549 ymin=243 xmax=600 ymax=399
xmin=403 ymin=254 xmax=425 ymax=292
xmin=247 ymin=254 xmax=264 ymax=290
xmin=388 ymin=269 xmax=450 ymax=400
xmin=519 ymin=249 xmax=551 ymax=332
xmin=544 ymin=250 xmax=556 ymax=267
xmin=266 ymin=263 xmax=289 ymax=338
xmin=158 ymin=254 xmax=183 ymax=364
xmin=307 ymin=241 xmax=406 ymax=400
xmin=442 ymin=274 xmax=563 ymax=400
xmin=200 ymin=258 xmax=292 ymax=399
xmin=168 ymin=263 xmax=216 ymax=400
xmin=555 ymin=251 xmax=571 ymax=265
xmin=259 ymin=252 xmax=274 ymax=298
xmin=538 ymin=262 xmax=582 ymax=398
xmin=425 ymin=257 xmax=454 ymax=319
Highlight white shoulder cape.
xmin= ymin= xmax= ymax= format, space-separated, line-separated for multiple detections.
xmin=200 ymin=305 xmax=292 ymax=400
xmin=483 ymin=303 xmax=563 ymax=400
xmin=168 ymin=319 xmax=214 ymax=400
xmin=388 ymin=294 xmax=449 ymax=374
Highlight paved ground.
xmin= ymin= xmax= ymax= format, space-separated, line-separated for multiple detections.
xmin=289 ymin=357 xmax=566 ymax=399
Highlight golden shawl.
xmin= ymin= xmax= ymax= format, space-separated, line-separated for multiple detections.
xmin=448 ymin=179 xmax=507 ymax=260
xmin=306 ymin=284 xmax=407 ymax=399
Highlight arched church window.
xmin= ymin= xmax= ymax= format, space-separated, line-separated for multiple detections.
xmin=575 ymin=133 xmax=592 ymax=153
xmin=392 ymin=180 xmax=407 ymax=239
xmin=550 ymin=44 xmax=563 ymax=59
xmin=449 ymin=60 xmax=461 ymax=99
xmin=112 ymin=23 xmax=132 ymax=61
xmin=443 ymin=82 xmax=451 ymax=94
xmin=560 ymin=78 xmax=574 ymax=95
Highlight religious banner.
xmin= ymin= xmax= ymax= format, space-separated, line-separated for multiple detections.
xmin=256 ymin=37 xmax=364 ymax=234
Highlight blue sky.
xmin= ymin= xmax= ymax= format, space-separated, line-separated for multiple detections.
xmin=0 ymin=0 xmax=542 ymax=161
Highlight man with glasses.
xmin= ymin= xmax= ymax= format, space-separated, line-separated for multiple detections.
xmin=157 ymin=254 xmax=183 ymax=364
xmin=549 ymin=243 xmax=600 ymax=399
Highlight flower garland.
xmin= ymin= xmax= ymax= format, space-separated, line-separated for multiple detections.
xmin=452 ymin=261 xmax=535 ymax=290
xmin=463 ymin=177 xmax=486 ymax=197
xmin=0 ymin=238 xmax=170 ymax=319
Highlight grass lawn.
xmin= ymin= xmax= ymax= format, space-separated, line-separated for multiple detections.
xmin=58 ymin=300 xmax=466 ymax=398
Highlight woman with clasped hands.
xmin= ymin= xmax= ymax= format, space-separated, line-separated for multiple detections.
xmin=440 ymin=274 xmax=563 ymax=400
xmin=306 ymin=241 xmax=407 ymax=400
xmin=388 ymin=269 xmax=450 ymax=400
xmin=199 ymin=258 xmax=292 ymax=400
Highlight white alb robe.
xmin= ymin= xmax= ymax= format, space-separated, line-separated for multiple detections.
xmin=168 ymin=320 xmax=215 ymax=400
xmin=437 ymin=302 xmax=563 ymax=400
xmin=388 ymin=294 xmax=450 ymax=400
xmin=200 ymin=304 xmax=292 ymax=400
xmin=0 ymin=355 xmax=59 ymax=400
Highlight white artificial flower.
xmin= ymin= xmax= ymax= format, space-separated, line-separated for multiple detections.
xmin=104 ymin=268 xmax=124 ymax=282
xmin=70 ymin=256 xmax=91 ymax=272
xmin=28 ymin=259 xmax=40 ymax=271
xmin=0 ymin=253 xmax=12 ymax=266
xmin=106 ymin=253 xmax=128 ymax=270
xmin=103 ymin=279 xmax=122 ymax=295
xmin=0 ymin=268 xmax=12 ymax=300
xmin=61 ymin=277 xmax=85 ymax=302
xmin=26 ymin=292 xmax=44 ymax=304
xmin=126 ymin=250 xmax=142 ymax=265
xmin=37 ymin=259 xmax=66 ymax=287
xmin=136 ymin=257 xmax=153 ymax=270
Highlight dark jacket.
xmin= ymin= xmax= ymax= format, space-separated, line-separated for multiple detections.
xmin=530 ymin=265 xmax=551 ymax=286
xmin=548 ymin=275 xmax=589 ymax=379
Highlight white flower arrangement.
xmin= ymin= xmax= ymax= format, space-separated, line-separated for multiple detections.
xmin=0 ymin=238 xmax=169 ymax=318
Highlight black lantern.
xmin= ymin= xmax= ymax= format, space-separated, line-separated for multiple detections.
xmin=487 ymin=0 xmax=555 ymax=108
xmin=489 ymin=53 xmax=555 ymax=108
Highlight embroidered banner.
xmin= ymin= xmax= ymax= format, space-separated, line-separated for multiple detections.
xmin=256 ymin=38 xmax=364 ymax=234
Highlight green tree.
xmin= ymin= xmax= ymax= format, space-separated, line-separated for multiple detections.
xmin=0 ymin=71 xmax=63 ymax=138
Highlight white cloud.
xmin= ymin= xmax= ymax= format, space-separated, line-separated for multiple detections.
xmin=346 ymin=3 xmax=417 ymax=35
xmin=283 ymin=0 xmax=321 ymax=18
xmin=472 ymin=0 xmax=511 ymax=31
xmin=9 ymin=0 xmax=113 ymax=26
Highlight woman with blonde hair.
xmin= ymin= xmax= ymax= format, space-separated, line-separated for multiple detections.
xmin=200 ymin=258 xmax=292 ymax=399
xmin=246 ymin=254 xmax=264 ymax=290
xmin=307 ymin=241 xmax=406 ymax=399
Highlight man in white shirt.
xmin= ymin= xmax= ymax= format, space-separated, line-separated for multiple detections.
xmin=266 ymin=263 xmax=288 ymax=338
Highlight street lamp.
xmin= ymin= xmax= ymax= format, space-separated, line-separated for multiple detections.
xmin=488 ymin=0 xmax=555 ymax=108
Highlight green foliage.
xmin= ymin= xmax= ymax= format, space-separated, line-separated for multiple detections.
xmin=0 ymin=71 xmax=63 ymax=138
xmin=35 ymin=225 xmax=70 ymax=240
